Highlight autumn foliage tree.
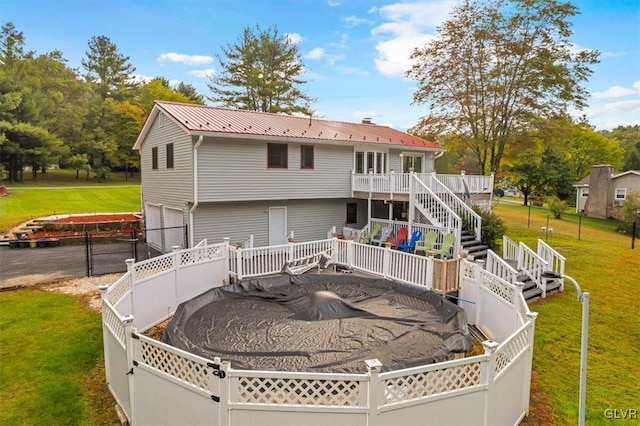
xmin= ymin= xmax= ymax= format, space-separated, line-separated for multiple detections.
xmin=407 ymin=0 xmax=599 ymax=175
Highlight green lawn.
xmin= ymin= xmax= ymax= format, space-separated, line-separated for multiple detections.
xmin=494 ymin=203 xmax=640 ymax=425
xmin=0 ymin=187 xmax=140 ymax=234
xmin=0 ymin=290 xmax=118 ymax=425
xmin=3 ymin=167 xmax=140 ymax=187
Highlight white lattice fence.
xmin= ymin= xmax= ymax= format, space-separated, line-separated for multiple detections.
xmin=107 ymin=274 xmax=131 ymax=306
xmin=102 ymin=300 xmax=126 ymax=348
xmin=137 ymin=335 xmax=212 ymax=393
xmin=480 ymin=270 xmax=515 ymax=306
xmin=179 ymin=244 xmax=225 ymax=267
xmin=134 ymin=254 xmax=175 ymax=281
xmin=381 ymin=357 xmax=485 ymax=406
xmin=233 ymin=374 xmax=365 ymax=406
xmin=494 ymin=323 xmax=530 ymax=378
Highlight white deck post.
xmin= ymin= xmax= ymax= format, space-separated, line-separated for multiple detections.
xmin=346 ymin=238 xmax=354 ymax=268
xmin=236 ymin=248 xmax=243 ymax=280
xmin=223 ymin=237 xmax=230 ymax=285
xmin=382 ymin=244 xmax=391 ymax=278
xmin=125 ymin=259 xmax=135 ymax=315
xmin=523 ymin=313 xmax=538 ymax=416
xmin=475 ymin=260 xmax=485 ymax=325
xmin=172 ymin=245 xmax=181 ymax=304
xmin=408 ymin=170 xmax=414 ymax=235
xmin=99 ymin=285 xmax=111 ymax=381
xmin=219 ymin=360 xmax=231 ymax=426
xmin=123 ymin=317 xmax=136 ymax=424
xmin=481 ymin=340 xmax=499 ymax=426
xmin=365 ymin=359 xmax=383 ymax=426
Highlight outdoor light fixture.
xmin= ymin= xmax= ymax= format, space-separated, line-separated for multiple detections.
xmin=542 ymin=271 xmax=589 ymax=426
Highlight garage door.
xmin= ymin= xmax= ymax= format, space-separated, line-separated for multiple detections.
xmin=145 ymin=204 xmax=162 ymax=251
xmin=163 ymin=207 xmax=185 ymax=251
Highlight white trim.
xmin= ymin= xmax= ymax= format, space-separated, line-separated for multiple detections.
xmin=614 ymin=188 xmax=627 ymax=200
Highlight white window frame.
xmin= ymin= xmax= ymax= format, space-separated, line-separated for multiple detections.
xmin=400 ymin=152 xmax=425 ymax=173
xmin=580 ymin=188 xmax=589 ymax=198
xmin=354 ymin=148 xmax=388 ymax=174
xmin=615 ymin=188 xmax=627 ymax=200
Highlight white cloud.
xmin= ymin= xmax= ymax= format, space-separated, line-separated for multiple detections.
xmin=592 ymin=85 xmax=637 ymax=99
xmin=169 ymin=79 xmax=182 ymax=87
xmin=575 ymin=99 xmax=640 ymax=130
xmin=188 ymin=69 xmax=215 ymax=78
xmin=286 ymin=33 xmax=303 ymax=44
xmin=328 ymin=0 xmax=340 ymax=6
xmin=158 ymin=52 xmax=214 ymax=66
xmin=342 ymin=16 xmax=374 ymax=27
xmin=370 ymin=1 xmax=455 ymax=77
xmin=130 ymin=74 xmax=153 ymax=84
xmin=305 ymin=48 xmax=326 ymax=60
xmin=336 ymin=65 xmax=368 ymax=76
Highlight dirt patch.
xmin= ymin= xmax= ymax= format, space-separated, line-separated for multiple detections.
xmin=36 ymin=273 xmax=123 ymax=312
xmin=520 ymin=370 xmax=558 ymax=425
xmin=53 ymin=214 xmax=140 ymax=224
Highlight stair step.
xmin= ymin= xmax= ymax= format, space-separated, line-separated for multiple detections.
xmin=523 ymin=287 xmax=542 ymax=300
xmin=467 ymin=250 xmax=487 ymax=260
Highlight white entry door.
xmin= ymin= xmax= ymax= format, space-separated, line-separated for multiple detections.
xmin=269 ymin=207 xmax=287 ymax=246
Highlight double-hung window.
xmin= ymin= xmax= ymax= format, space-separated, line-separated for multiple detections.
xmin=166 ymin=143 xmax=174 ymax=169
xmin=268 ymin=143 xmax=288 ymax=168
xmin=152 ymin=147 xmax=158 ymax=170
xmin=301 ymin=145 xmax=314 ymax=169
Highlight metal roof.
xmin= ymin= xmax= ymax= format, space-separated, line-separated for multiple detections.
xmin=134 ymin=101 xmax=443 ymax=151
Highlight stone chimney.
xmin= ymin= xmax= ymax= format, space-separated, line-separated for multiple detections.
xmin=585 ymin=164 xmax=614 ymax=219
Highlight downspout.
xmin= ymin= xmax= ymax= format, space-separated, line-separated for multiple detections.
xmin=189 ymin=135 xmax=204 ymax=247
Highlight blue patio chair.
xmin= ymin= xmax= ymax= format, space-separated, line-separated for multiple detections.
xmin=398 ymin=230 xmax=423 ymax=252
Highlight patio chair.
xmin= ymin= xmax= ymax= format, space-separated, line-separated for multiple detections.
xmin=435 ymin=233 xmax=456 ymax=259
xmin=415 ymin=230 xmax=439 ymax=255
xmin=359 ymin=224 xmax=380 ymax=244
xmin=389 ymin=227 xmax=408 ymax=249
xmin=398 ymin=230 xmax=423 ymax=252
xmin=371 ymin=227 xmax=392 ymax=246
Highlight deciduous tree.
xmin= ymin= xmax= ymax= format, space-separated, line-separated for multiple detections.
xmin=407 ymin=0 xmax=599 ymax=175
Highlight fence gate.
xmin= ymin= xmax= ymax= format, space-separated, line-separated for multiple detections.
xmin=85 ymin=230 xmax=138 ymax=277
xmin=144 ymin=225 xmax=188 ymax=253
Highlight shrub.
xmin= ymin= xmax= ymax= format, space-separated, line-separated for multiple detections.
xmin=546 ymin=196 xmax=568 ymax=219
xmin=472 ymin=205 xmax=507 ymax=251
xmin=617 ymin=191 xmax=640 ymax=237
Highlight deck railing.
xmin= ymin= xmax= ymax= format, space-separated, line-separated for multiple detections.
xmin=486 ymin=249 xmax=519 ymax=284
xmin=537 ymin=239 xmax=565 ymax=290
xmin=351 ymin=172 xmax=493 ymax=196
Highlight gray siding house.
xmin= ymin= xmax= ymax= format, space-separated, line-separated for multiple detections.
xmin=134 ymin=101 xmax=444 ymax=250
xmin=574 ymin=164 xmax=640 ymax=218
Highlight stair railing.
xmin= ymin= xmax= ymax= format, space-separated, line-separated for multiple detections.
xmin=503 ymin=235 xmax=519 ymax=264
xmin=537 ymin=239 xmax=565 ymax=291
xmin=411 ymin=174 xmax=462 ymax=255
xmin=486 ymin=249 xmax=518 ymax=284
xmin=519 ymin=242 xmax=550 ymax=297
xmin=428 ymin=173 xmax=482 ymax=242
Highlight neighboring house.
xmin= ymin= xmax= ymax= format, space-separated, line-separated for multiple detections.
xmin=574 ymin=164 xmax=640 ymax=218
xmin=134 ymin=101 xmax=447 ymax=250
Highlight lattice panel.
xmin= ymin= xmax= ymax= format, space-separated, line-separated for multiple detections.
xmin=140 ymin=340 xmax=210 ymax=391
xmin=462 ymin=262 xmax=476 ymax=279
xmin=107 ymin=277 xmax=131 ymax=305
xmin=135 ymin=256 xmax=174 ymax=280
xmin=237 ymin=377 xmax=361 ymax=406
xmin=102 ymin=301 xmax=126 ymax=348
xmin=481 ymin=274 xmax=514 ymax=304
xmin=383 ymin=362 xmax=482 ymax=405
xmin=495 ymin=327 xmax=529 ymax=376
xmin=179 ymin=246 xmax=225 ymax=267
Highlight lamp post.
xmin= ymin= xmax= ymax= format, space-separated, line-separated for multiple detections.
xmin=542 ymin=271 xmax=589 ymax=426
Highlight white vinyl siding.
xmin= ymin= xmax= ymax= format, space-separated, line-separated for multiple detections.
xmin=197 ymin=138 xmax=353 ymax=201
xmin=140 ymin=115 xmax=193 ymax=208
xmin=193 ymin=199 xmax=367 ymax=247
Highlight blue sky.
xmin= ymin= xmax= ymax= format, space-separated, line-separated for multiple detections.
xmin=2 ymin=0 xmax=639 ymax=131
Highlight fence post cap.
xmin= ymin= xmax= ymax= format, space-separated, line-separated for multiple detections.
xmin=482 ymin=340 xmax=499 ymax=352
xmin=365 ymin=359 xmax=383 ymax=372
xmin=171 ymin=245 xmax=180 ymax=252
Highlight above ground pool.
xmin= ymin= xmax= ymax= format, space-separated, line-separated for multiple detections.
xmin=163 ymin=274 xmax=473 ymax=374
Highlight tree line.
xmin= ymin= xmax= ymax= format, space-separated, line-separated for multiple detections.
xmin=0 ymin=23 xmax=311 ymax=182
xmin=1 ymin=0 xmax=638 ymax=205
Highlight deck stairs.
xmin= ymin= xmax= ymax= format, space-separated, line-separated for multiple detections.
xmin=494 ymin=236 xmax=566 ymax=302
xmin=460 ymin=230 xmax=489 ymax=261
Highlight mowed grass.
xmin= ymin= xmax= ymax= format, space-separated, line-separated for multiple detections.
xmin=0 ymin=186 xmax=140 ymax=234
xmin=3 ymin=168 xmax=140 ymax=187
xmin=0 ymin=290 xmax=118 ymax=425
xmin=494 ymin=202 xmax=640 ymax=425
